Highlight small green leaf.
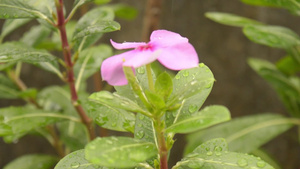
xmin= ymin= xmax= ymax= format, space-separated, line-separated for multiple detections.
xmin=0 ymin=0 xmax=54 ymax=23
xmin=94 ymin=0 xmax=111 ymax=5
xmin=72 ymin=7 xmax=115 ymax=50
xmin=243 ymin=25 xmax=300 ymax=49
xmin=73 ymin=20 xmax=120 ymax=40
xmin=175 ymin=138 xmax=274 ymax=169
xmin=85 ymin=137 xmax=157 ymax=168
xmin=165 ymin=105 xmax=230 ymax=134
xmin=248 ymin=58 xmax=300 ymax=117
xmin=276 ymin=55 xmax=300 ymax=75
xmin=87 ymin=100 xmax=136 ymax=133
xmin=145 ymin=90 xmax=166 ymax=111
xmin=205 ymin=12 xmax=263 ymax=27
xmin=241 ymin=0 xmax=300 ymax=15
xmin=0 ymin=42 xmax=57 ymax=63
xmin=111 ymin=4 xmax=138 ymax=20
xmin=20 ymin=24 xmax=51 ymax=47
xmin=0 ymin=106 xmax=78 ymax=139
xmin=155 ymin=72 xmax=173 ymax=100
xmin=73 ymin=0 xmax=94 ymax=8
xmin=166 ymin=64 xmax=214 ymax=128
xmin=74 ymin=44 xmax=112 ymax=88
xmin=4 ymin=154 xmax=58 ymax=169
xmin=55 ymin=149 xmax=103 ymax=169
xmin=184 ymin=114 xmax=294 ymax=155
xmin=1 ymin=18 xmax=31 ymax=39
xmin=0 ymin=73 xmax=20 ymax=99
xmin=89 ymin=91 xmax=148 ymax=115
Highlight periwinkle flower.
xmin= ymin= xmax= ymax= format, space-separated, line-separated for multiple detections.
xmin=101 ymin=30 xmax=199 ymax=86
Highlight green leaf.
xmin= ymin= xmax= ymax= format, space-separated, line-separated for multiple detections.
xmin=55 ymin=149 xmax=104 ymax=169
xmin=38 ymin=86 xmax=89 ymax=150
xmin=72 ymin=7 xmax=115 ymax=50
xmin=205 ymin=12 xmax=263 ymax=27
xmin=241 ymin=0 xmax=300 ymax=15
xmin=175 ymin=138 xmax=274 ymax=169
xmin=0 ymin=73 xmax=21 ymax=99
xmin=145 ymin=90 xmax=166 ymax=111
xmin=73 ymin=20 xmax=120 ymax=40
xmin=4 ymin=154 xmax=58 ymax=169
xmin=155 ymin=72 xmax=173 ymax=100
xmin=74 ymin=44 xmax=112 ymax=88
xmin=1 ymin=18 xmax=31 ymax=39
xmin=248 ymin=58 xmax=300 ymax=117
xmin=0 ymin=0 xmax=54 ymax=22
xmin=165 ymin=105 xmax=230 ymax=134
xmin=87 ymin=99 xmax=136 ymax=132
xmin=166 ymin=63 xmax=214 ymax=128
xmin=89 ymin=91 xmax=148 ymax=115
xmin=276 ymin=55 xmax=300 ymax=75
xmin=184 ymin=114 xmax=294 ymax=155
xmin=243 ymin=25 xmax=300 ymax=49
xmin=94 ymin=0 xmax=111 ymax=5
xmin=175 ymin=150 xmax=274 ymax=169
xmin=73 ymin=0 xmax=94 ymax=8
xmin=111 ymin=4 xmax=138 ymax=20
xmin=85 ymin=137 xmax=157 ymax=168
xmin=20 ymin=24 xmax=51 ymax=47
xmin=0 ymin=42 xmax=57 ymax=63
xmin=0 ymin=106 xmax=78 ymax=139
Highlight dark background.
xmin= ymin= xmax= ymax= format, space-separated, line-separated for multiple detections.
xmin=1 ymin=0 xmax=299 ymax=168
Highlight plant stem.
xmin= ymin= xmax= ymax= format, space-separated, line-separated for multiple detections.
xmin=55 ymin=0 xmax=95 ymax=140
xmin=146 ymin=64 xmax=155 ymax=91
xmin=154 ymin=118 xmax=168 ymax=169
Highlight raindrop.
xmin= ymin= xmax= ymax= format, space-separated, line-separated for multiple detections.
xmin=136 ymin=130 xmax=144 ymax=139
xmin=256 ymin=161 xmax=266 ymax=168
xmin=138 ymin=123 xmax=143 ymax=127
xmin=71 ymin=162 xmax=80 ymax=168
xmin=188 ymin=105 xmax=198 ymax=113
xmin=96 ymin=115 xmax=108 ymax=126
xmin=175 ymin=74 xmax=181 ymax=79
xmin=206 ymin=151 xmax=213 ymax=156
xmin=214 ymin=146 xmax=222 ymax=152
xmin=190 ymin=81 xmax=197 ymax=85
xmin=215 ymin=151 xmax=222 ymax=156
xmin=3 ymin=13 xmax=9 ymax=18
xmin=237 ymin=158 xmax=248 ymax=167
xmin=205 ymin=147 xmax=210 ymax=151
xmin=183 ymin=70 xmax=189 ymax=77
xmin=199 ymin=63 xmax=205 ymax=68
xmin=137 ymin=67 xmax=145 ymax=74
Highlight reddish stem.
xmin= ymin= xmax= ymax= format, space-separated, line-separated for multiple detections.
xmin=55 ymin=0 xmax=95 ymax=140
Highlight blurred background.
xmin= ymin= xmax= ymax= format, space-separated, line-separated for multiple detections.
xmin=0 ymin=0 xmax=299 ymax=168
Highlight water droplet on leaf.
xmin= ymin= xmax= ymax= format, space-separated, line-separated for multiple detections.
xmin=137 ymin=67 xmax=145 ymax=74
xmin=136 ymin=130 xmax=144 ymax=139
xmin=175 ymin=74 xmax=181 ymax=79
xmin=256 ymin=161 xmax=266 ymax=168
xmin=199 ymin=63 xmax=205 ymax=67
xmin=237 ymin=158 xmax=248 ymax=167
xmin=183 ymin=70 xmax=189 ymax=77
xmin=188 ymin=105 xmax=198 ymax=113
xmin=187 ymin=160 xmax=204 ymax=168
xmin=71 ymin=162 xmax=80 ymax=168
xmin=206 ymin=151 xmax=213 ymax=156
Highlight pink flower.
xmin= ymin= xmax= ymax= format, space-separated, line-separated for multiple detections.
xmin=101 ymin=30 xmax=199 ymax=86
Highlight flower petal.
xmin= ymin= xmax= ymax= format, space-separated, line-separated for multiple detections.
xmin=123 ymin=49 xmax=160 ymax=68
xmin=101 ymin=51 xmax=135 ymax=86
xmin=150 ymin=30 xmax=188 ymax=47
xmin=157 ymin=43 xmax=199 ymax=70
xmin=110 ymin=39 xmax=147 ymax=50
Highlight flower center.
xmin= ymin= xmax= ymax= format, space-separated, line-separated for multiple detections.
xmin=136 ymin=44 xmax=153 ymax=51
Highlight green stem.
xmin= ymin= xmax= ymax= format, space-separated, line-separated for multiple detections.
xmin=123 ymin=66 xmax=152 ymax=110
xmin=146 ymin=64 xmax=155 ymax=91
